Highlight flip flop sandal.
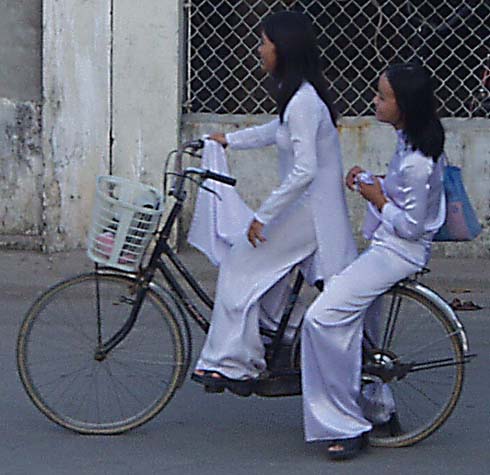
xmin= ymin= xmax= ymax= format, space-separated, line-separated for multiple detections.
xmin=450 ymin=298 xmax=482 ymax=311
xmin=191 ymin=370 xmax=256 ymax=396
xmin=191 ymin=370 xmax=226 ymax=393
xmin=326 ymin=433 xmax=369 ymax=461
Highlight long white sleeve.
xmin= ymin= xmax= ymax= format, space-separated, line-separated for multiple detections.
xmin=255 ymin=90 xmax=321 ymax=224
xmin=225 ymin=119 xmax=279 ymax=150
xmin=381 ymin=153 xmax=434 ymax=240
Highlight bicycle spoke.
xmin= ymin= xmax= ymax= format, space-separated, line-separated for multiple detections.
xmin=72 ymin=363 xmax=100 ymax=421
xmin=402 ymin=379 xmax=442 ymax=409
xmin=94 ymin=366 xmax=101 ymax=425
xmin=102 ymin=362 xmax=128 ymax=421
xmin=29 ymin=353 xmax=88 ymax=371
xmin=17 ymin=273 xmax=185 ymax=433
xmin=366 ymin=285 xmax=464 ymax=447
xmin=392 ymin=385 xmax=422 ymax=422
xmin=49 ymin=363 xmax=96 ymax=414
xmin=111 ymin=354 xmax=183 ymax=367
xmin=381 ymin=292 xmax=402 ymax=350
xmin=35 ymin=317 xmax=94 ymax=348
xmin=34 ymin=363 xmax=92 ymax=391
xmin=405 ymin=376 xmax=454 ymax=387
xmin=109 ymin=357 xmax=174 ymax=386
xmin=101 ymin=365 xmax=148 ymax=407
xmin=395 ymin=330 xmax=461 ymax=360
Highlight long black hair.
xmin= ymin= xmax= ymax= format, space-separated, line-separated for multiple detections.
xmin=261 ymin=11 xmax=337 ymax=126
xmin=385 ymin=63 xmax=445 ymax=161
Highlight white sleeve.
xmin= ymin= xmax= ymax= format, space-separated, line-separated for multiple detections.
xmin=255 ymin=91 xmax=320 ymax=225
xmin=225 ymin=119 xmax=279 ymax=150
xmin=381 ymin=153 xmax=434 ymax=240
xmin=361 ymin=177 xmax=384 ymax=239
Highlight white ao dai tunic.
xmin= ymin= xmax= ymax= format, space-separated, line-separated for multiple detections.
xmin=195 ymin=82 xmax=357 ymax=379
xmin=302 ymin=130 xmax=445 ymax=441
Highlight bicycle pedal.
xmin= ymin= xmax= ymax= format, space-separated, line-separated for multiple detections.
xmin=204 ymin=384 xmax=225 ymax=394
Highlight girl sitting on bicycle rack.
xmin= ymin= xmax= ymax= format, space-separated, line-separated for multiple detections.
xmin=192 ymin=11 xmax=357 ymax=393
xmin=301 ymin=63 xmax=446 ymax=460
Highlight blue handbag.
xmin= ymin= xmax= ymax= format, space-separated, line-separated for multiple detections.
xmin=433 ymin=164 xmax=482 ymax=242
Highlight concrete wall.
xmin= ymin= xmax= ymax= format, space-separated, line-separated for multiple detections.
xmin=42 ymin=0 xmax=181 ymax=251
xmin=0 ymin=0 xmax=42 ymax=101
xmin=42 ymin=0 xmax=111 ymax=251
xmin=182 ymin=114 xmax=490 ymax=257
xmin=0 ymin=0 xmax=42 ymax=247
xmin=3 ymin=0 xmax=488 ymax=258
xmin=111 ymin=0 xmax=182 ymax=183
xmin=0 ymin=99 xmax=42 ymax=247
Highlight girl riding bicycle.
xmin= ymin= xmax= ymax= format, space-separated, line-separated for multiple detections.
xmin=302 ymin=62 xmax=446 ymax=460
xmin=192 ymin=11 xmax=357 ymax=392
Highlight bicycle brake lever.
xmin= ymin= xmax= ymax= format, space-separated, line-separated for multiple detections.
xmin=200 ymin=184 xmax=222 ymax=201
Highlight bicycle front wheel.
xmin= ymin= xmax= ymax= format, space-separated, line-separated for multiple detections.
xmin=17 ymin=272 xmax=185 ymax=434
xmin=365 ymin=284 xmax=465 ymax=447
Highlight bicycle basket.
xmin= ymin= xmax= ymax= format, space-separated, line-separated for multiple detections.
xmin=87 ymin=175 xmax=163 ymax=271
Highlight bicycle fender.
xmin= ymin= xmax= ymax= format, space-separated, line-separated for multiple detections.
xmin=397 ymin=280 xmax=469 ymax=353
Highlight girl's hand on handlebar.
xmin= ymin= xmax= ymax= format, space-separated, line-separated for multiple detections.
xmin=345 ymin=166 xmax=364 ymax=191
xmin=247 ymin=219 xmax=266 ymax=248
xmin=209 ymin=133 xmax=228 ymax=147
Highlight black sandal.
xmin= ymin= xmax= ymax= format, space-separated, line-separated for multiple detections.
xmin=326 ymin=433 xmax=368 ymax=461
xmin=191 ymin=370 xmax=226 ymax=393
xmin=191 ymin=370 xmax=255 ymax=397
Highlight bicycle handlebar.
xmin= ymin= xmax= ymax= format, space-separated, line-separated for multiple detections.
xmin=184 ymin=167 xmax=236 ymax=187
xmin=182 ymin=139 xmax=205 ymax=151
xmin=202 ymin=169 xmax=236 ymax=186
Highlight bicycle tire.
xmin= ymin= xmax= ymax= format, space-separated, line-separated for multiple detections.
xmin=17 ymin=272 xmax=185 ymax=435
xmin=365 ymin=284 xmax=464 ymax=447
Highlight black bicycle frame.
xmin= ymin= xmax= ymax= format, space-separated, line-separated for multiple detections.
xmin=95 ymin=160 xmax=305 ymax=362
xmin=93 ymin=145 xmax=475 ymax=383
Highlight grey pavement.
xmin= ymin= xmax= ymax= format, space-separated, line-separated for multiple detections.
xmin=1 ymin=248 xmax=489 ymax=474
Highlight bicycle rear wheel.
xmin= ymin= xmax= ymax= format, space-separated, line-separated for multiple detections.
xmin=365 ymin=285 xmax=465 ymax=447
xmin=17 ymin=272 xmax=185 ymax=434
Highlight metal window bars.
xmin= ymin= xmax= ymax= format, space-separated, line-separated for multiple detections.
xmin=184 ymin=0 xmax=490 ymax=118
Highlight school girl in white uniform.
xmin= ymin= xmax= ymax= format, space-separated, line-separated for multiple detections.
xmin=301 ymin=63 xmax=446 ymax=460
xmin=192 ymin=11 xmax=357 ymax=391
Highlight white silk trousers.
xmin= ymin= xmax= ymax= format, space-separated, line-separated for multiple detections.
xmin=196 ymin=196 xmax=317 ymax=380
xmin=301 ymin=245 xmax=420 ymax=441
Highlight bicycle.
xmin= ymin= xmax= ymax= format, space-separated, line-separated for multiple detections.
xmin=17 ymin=139 xmax=474 ymax=447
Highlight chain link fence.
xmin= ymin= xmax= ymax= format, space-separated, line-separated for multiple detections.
xmin=184 ymin=0 xmax=490 ymax=118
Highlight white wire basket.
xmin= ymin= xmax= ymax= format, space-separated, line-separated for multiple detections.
xmin=87 ymin=175 xmax=164 ymax=272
